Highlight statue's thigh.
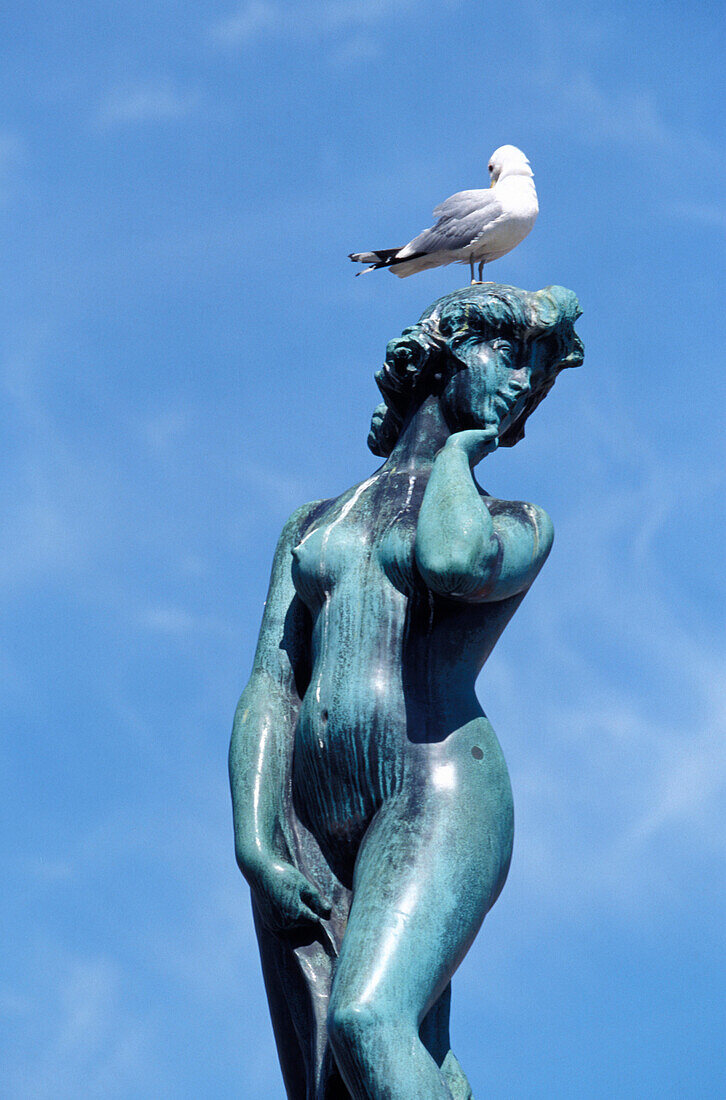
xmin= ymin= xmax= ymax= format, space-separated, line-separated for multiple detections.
xmin=331 ymin=783 xmax=509 ymax=1022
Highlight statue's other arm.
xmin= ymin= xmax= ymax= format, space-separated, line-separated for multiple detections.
xmin=229 ymin=502 xmax=331 ymax=931
xmin=415 ymin=429 xmax=554 ymax=602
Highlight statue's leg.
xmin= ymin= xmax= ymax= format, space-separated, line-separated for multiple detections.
xmin=326 ymin=776 xmax=511 ymax=1100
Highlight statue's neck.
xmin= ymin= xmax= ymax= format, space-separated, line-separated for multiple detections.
xmin=385 ymin=394 xmax=451 ymax=470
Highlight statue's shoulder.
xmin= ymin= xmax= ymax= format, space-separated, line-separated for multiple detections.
xmin=284 ymin=472 xmax=383 ymax=543
xmin=478 ymin=489 xmax=554 ymax=541
xmin=280 ymin=498 xmax=334 ymax=545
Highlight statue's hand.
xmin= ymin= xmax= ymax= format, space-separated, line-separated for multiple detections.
xmin=249 ymin=858 xmax=332 ymax=934
xmin=443 ymin=427 xmax=499 ymax=467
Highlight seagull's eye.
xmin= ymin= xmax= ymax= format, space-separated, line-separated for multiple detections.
xmin=488 ymin=164 xmax=493 ymax=172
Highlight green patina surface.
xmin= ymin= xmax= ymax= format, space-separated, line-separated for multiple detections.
xmin=230 ymin=283 xmax=583 ymax=1099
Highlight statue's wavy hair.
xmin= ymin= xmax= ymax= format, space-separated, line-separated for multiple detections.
xmin=368 ymin=284 xmax=583 ymax=457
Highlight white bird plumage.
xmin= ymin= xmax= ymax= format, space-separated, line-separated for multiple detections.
xmin=349 ymin=145 xmax=539 ymax=283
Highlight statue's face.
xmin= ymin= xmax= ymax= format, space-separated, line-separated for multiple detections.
xmin=439 ymin=333 xmax=539 ymax=437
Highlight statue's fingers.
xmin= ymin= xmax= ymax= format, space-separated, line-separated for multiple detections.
xmin=263 ymin=900 xmax=315 ymax=933
xmin=293 ymin=900 xmax=329 ymax=929
xmin=300 ymin=882 xmax=332 ymax=918
xmin=449 ymin=427 xmax=498 ymax=451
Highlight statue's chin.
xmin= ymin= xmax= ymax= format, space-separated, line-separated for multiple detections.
xmin=487 ymin=388 xmax=531 ymax=439
xmin=478 ymin=386 xmax=534 ymax=448
xmin=442 ymin=380 xmax=533 ymax=443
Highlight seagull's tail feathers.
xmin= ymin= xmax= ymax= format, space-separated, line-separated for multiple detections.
xmin=349 ymin=248 xmax=400 ymax=264
xmin=349 ymin=247 xmax=402 ymax=275
xmin=349 ymin=247 xmax=430 ymax=277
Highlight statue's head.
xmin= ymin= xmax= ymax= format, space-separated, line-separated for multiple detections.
xmin=368 ymin=283 xmax=583 ymax=456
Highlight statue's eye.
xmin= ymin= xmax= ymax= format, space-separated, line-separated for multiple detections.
xmin=491 ymin=338 xmax=513 ymax=355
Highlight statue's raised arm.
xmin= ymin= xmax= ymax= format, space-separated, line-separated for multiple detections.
xmin=231 ymin=282 xmax=583 ymax=1100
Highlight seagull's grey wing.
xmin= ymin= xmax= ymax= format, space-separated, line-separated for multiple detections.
xmin=398 ymin=189 xmax=504 ymax=258
xmin=431 ymin=189 xmax=496 ymax=219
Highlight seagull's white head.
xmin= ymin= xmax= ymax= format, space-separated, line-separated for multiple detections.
xmin=488 ymin=145 xmax=533 ymax=186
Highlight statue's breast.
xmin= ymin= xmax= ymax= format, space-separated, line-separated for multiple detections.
xmin=376 ymin=512 xmax=419 ymax=593
xmin=291 ymin=518 xmax=372 ymax=608
xmin=291 ymin=473 xmax=431 ymax=607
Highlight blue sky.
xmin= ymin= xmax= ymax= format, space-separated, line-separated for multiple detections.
xmin=1 ymin=0 xmax=724 ymax=1096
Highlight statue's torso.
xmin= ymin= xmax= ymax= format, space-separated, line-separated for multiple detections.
xmin=289 ymin=470 xmax=521 ymax=870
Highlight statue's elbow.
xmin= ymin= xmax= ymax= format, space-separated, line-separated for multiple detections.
xmin=416 ymin=528 xmax=499 ymax=598
xmin=416 ymin=553 xmax=491 ymax=600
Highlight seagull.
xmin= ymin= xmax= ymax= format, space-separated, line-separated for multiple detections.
xmin=349 ymin=145 xmax=538 ymax=283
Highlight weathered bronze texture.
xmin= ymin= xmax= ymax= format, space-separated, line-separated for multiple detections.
xmin=230 ymin=283 xmax=583 ymax=1098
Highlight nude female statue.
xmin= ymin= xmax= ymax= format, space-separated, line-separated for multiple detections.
xmin=230 ymin=283 xmax=583 ymax=1099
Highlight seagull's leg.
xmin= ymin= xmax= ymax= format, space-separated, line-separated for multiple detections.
xmin=469 ymin=256 xmax=475 ymax=285
xmin=478 ymin=261 xmax=485 ymax=283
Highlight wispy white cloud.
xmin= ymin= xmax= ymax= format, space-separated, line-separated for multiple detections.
xmin=136 ymin=604 xmax=235 ymax=638
xmin=2 ymin=788 xmax=275 ymax=1095
xmin=3 ymin=954 xmax=160 ymax=1099
xmin=0 ymin=130 xmax=24 ymax=202
xmin=139 ymin=406 xmax=190 ymax=455
xmin=0 ymin=132 xmax=24 ymax=167
xmin=668 ymin=201 xmax=726 ymax=233
xmin=546 ymin=70 xmax=724 ymax=168
xmin=241 ymin=458 xmax=314 ymax=512
xmin=479 ymin=391 xmax=726 ymax=921
xmin=627 ymin=710 xmax=726 ymax=848
xmin=211 ymin=0 xmax=279 ymax=43
xmin=97 ymin=84 xmax=199 ymax=129
xmin=0 ymin=331 xmax=105 ymax=593
xmin=210 ymin=0 xmax=455 ymax=49
xmin=485 ymin=643 xmax=726 ymax=924
xmin=0 ymin=485 xmax=92 ymax=591
xmin=524 ymin=3 xmax=723 ymax=170
xmin=330 ymin=34 xmax=382 ymax=68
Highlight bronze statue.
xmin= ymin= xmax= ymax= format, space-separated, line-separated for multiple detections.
xmin=230 ymin=283 xmax=583 ymax=1098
